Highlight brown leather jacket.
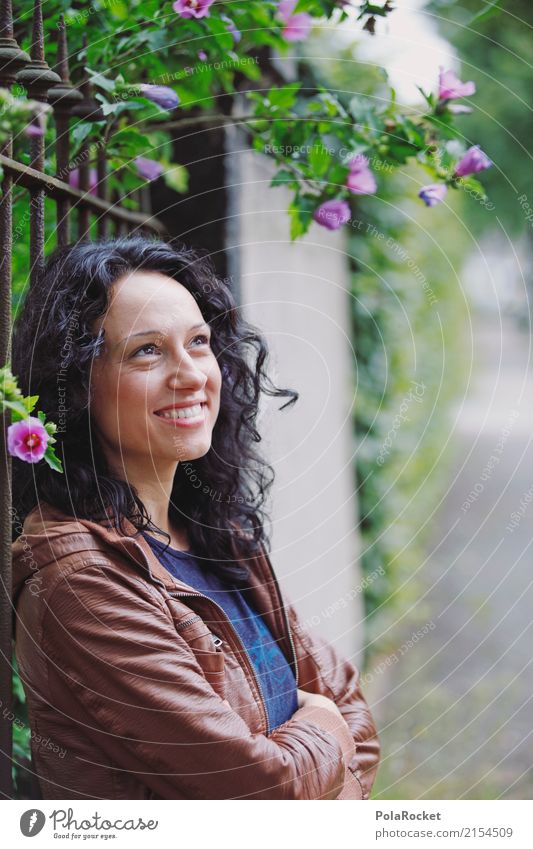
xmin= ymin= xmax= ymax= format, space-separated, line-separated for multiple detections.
xmin=11 ymin=502 xmax=380 ymax=800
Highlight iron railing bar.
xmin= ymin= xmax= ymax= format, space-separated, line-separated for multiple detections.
xmin=0 ymin=155 xmax=166 ymax=233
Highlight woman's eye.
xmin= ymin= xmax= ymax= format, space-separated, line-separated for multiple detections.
xmin=133 ymin=343 xmax=160 ymax=357
xmin=191 ymin=333 xmax=210 ymax=346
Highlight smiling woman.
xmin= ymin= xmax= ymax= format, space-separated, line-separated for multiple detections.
xmin=10 ymin=236 xmax=380 ymax=800
xmin=88 ymin=268 xmax=223 ymax=550
xmin=11 ymin=236 xmax=293 ymax=580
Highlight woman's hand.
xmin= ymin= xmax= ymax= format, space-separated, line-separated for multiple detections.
xmin=297 ymin=687 xmax=344 ymax=720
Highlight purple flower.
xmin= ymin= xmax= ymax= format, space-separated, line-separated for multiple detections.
xmin=346 ymin=154 xmax=377 ymax=195
xmin=454 ymin=145 xmax=492 ymax=177
xmin=197 ymin=50 xmax=208 ymax=60
xmin=277 ymin=0 xmax=313 ymax=42
xmin=24 ymin=103 xmax=50 ymax=138
xmin=438 ymin=68 xmax=476 ymax=100
xmin=25 ymin=116 xmax=45 ymax=137
xmin=418 ymin=183 xmax=448 ymax=207
xmin=138 ymin=84 xmax=179 ymax=110
xmin=172 ymin=0 xmax=215 ymax=19
xmin=220 ymin=13 xmax=241 ymax=43
xmin=135 ymin=157 xmax=164 ymax=181
xmin=69 ymin=168 xmax=98 ymax=196
xmin=313 ymin=199 xmax=351 ymax=231
xmin=7 ymin=416 xmax=49 ymax=463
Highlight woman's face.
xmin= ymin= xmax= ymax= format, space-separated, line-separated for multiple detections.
xmin=89 ymin=271 xmax=222 ymax=475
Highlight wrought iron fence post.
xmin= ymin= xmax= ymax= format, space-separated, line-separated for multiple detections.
xmin=71 ymin=36 xmax=103 ymax=242
xmin=0 ymin=0 xmax=29 ymax=801
xmin=16 ymin=0 xmax=60 ymax=286
xmin=49 ymin=13 xmax=82 ymax=247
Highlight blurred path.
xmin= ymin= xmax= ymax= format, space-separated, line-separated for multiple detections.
xmin=367 ymin=312 xmax=533 ymax=800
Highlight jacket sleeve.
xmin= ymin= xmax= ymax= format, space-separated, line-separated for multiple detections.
xmin=285 ymin=595 xmax=381 ymax=799
xmin=40 ymin=564 xmax=350 ymax=800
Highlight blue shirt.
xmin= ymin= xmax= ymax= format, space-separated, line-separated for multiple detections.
xmin=141 ymin=532 xmax=298 ymax=734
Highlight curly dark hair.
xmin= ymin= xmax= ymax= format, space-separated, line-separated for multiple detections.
xmin=11 ymin=236 xmax=298 ymax=585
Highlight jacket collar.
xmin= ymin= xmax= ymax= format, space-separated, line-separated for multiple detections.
xmin=15 ymin=501 xmax=277 ymax=605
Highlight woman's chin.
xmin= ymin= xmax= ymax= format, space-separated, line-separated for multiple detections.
xmin=157 ymin=437 xmax=213 ymax=463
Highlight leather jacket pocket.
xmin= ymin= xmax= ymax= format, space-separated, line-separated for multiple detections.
xmin=173 ymin=612 xmax=226 ymax=701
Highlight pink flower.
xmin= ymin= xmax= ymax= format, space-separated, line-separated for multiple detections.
xmin=454 ymin=145 xmax=492 ymax=177
xmin=278 ymin=0 xmax=313 ymax=42
xmin=313 ymin=199 xmax=351 ymax=230
xmin=68 ymin=168 xmax=98 ymax=196
xmin=346 ymin=154 xmax=377 ymax=195
xmin=419 ymin=183 xmax=447 ymax=207
xmin=172 ymin=0 xmax=215 ymax=19
xmin=438 ymin=68 xmax=476 ymax=100
xmin=135 ymin=157 xmax=164 ymax=181
xmin=7 ymin=416 xmax=49 ymax=463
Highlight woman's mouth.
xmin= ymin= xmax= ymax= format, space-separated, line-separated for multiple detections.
xmin=154 ymin=402 xmax=207 ymax=427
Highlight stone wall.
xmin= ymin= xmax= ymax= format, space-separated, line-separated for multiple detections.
xmin=232 ymin=145 xmax=365 ymax=663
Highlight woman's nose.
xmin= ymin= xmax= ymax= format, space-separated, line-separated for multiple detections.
xmin=166 ymin=351 xmax=207 ymax=390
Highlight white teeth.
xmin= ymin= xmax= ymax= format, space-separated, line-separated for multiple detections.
xmin=157 ymin=404 xmax=203 ymax=420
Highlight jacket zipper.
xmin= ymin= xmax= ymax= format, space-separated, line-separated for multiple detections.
xmin=169 ymin=589 xmax=272 ymax=736
xmin=174 ymin=612 xmax=223 ymax=646
xmin=174 ymin=614 xmax=202 ymax=631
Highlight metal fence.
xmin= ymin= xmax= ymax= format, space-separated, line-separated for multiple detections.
xmin=0 ymin=0 xmax=166 ymax=798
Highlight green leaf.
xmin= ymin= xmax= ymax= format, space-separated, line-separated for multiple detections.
xmin=457 ymin=174 xmax=488 ymax=200
xmin=109 ymin=128 xmax=150 ymax=157
xmin=43 ymin=446 xmax=63 ymax=473
xmin=22 ymin=394 xmax=38 ymax=413
xmin=71 ymin=123 xmax=93 ymax=147
xmin=271 ymin=169 xmax=298 ymax=188
xmin=469 ymin=0 xmax=505 ymax=24
xmin=329 ymin=163 xmax=350 ymax=186
xmin=416 ymin=86 xmax=436 ymax=110
xmin=12 ymin=669 xmax=25 ymax=702
xmin=204 ymin=16 xmax=234 ymax=52
xmin=387 ymin=142 xmax=416 ymax=164
xmin=2 ymin=399 xmax=28 ymax=419
xmin=93 ymin=94 xmax=122 ymax=117
xmin=425 ymin=114 xmax=465 ymax=141
xmin=267 ymin=82 xmax=302 ymax=112
xmin=44 ymin=420 xmax=57 ymax=437
xmin=86 ymin=68 xmax=116 ymax=93
xmin=109 ymin=0 xmax=128 ymax=20
xmin=237 ymin=57 xmax=262 ymax=81
xmin=288 ymin=195 xmax=315 ymax=241
xmin=309 ymin=143 xmax=331 ymax=176
xmin=162 ymin=164 xmax=189 ymax=194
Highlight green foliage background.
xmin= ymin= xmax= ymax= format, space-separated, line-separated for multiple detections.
xmin=426 ymin=0 xmax=533 ymax=236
